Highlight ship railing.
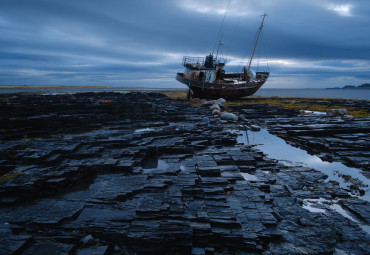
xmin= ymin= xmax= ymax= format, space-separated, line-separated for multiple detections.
xmin=182 ymin=56 xmax=205 ymax=67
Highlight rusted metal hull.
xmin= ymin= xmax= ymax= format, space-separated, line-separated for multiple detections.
xmin=176 ymin=72 xmax=268 ymax=99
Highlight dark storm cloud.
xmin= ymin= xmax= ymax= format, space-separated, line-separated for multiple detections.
xmin=1 ymin=0 xmax=369 ymax=88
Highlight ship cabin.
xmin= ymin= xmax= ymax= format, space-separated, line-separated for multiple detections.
xmin=182 ymin=54 xmax=226 ymax=83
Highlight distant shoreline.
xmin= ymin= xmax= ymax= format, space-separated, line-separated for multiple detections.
xmin=326 ymin=83 xmax=370 ymax=90
xmin=0 ymin=85 xmax=178 ymax=89
xmin=326 ymin=87 xmax=370 ymax=90
xmin=0 ymin=85 xmax=186 ymax=92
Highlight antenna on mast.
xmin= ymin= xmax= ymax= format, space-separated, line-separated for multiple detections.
xmin=215 ymin=40 xmax=224 ymax=60
xmin=246 ymin=13 xmax=268 ymax=74
xmin=212 ymin=0 xmax=231 ymax=55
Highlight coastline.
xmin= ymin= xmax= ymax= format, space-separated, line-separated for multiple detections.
xmin=0 ymin=92 xmax=369 ymax=254
xmin=2 ymin=85 xmax=369 ymax=100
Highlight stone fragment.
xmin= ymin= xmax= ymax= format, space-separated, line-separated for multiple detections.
xmin=75 ymin=245 xmax=111 ymax=255
xmin=81 ymin=234 xmax=95 ymax=245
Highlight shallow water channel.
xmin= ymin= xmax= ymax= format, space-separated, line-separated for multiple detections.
xmin=235 ymin=128 xmax=370 ymax=202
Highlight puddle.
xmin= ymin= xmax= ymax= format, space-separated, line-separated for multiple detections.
xmin=302 ymin=198 xmax=370 ymax=235
xmin=302 ymin=199 xmax=327 ymax=214
xmin=142 ymin=158 xmax=169 ymax=172
xmin=234 ymin=129 xmax=370 ymax=202
xmin=303 ymin=198 xmax=358 ymax=221
xmin=141 ymin=157 xmax=185 ymax=175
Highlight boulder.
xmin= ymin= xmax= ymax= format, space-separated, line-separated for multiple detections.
xmin=216 ymin=98 xmax=226 ymax=104
xmin=212 ymin=109 xmax=222 ymax=116
xmin=202 ymin=101 xmax=213 ymax=107
xmin=220 ymin=112 xmax=238 ymax=122
xmin=209 ymin=104 xmax=220 ymax=111
xmin=326 ymin=109 xmax=348 ymax=116
xmin=217 ymin=103 xmax=225 ymax=110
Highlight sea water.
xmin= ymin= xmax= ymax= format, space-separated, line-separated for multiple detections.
xmin=1 ymin=87 xmax=369 ymax=100
xmin=255 ymin=88 xmax=370 ymax=100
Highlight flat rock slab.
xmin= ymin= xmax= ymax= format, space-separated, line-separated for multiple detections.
xmin=0 ymin=223 xmax=32 ymax=255
xmin=22 ymin=240 xmax=75 ymax=255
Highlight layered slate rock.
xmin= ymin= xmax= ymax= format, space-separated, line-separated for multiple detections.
xmin=0 ymin=92 xmax=369 ymax=254
xmin=228 ymin=98 xmax=370 ymax=174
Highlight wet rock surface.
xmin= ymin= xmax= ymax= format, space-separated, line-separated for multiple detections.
xmin=228 ymin=98 xmax=370 ymax=174
xmin=0 ymin=92 xmax=369 ymax=254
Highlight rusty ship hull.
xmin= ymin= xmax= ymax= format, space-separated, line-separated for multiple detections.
xmin=176 ymin=72 xmax=269 ymax=99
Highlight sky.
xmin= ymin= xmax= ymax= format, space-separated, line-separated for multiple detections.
xmin=1 ymin=0 xmax=370 ymax=89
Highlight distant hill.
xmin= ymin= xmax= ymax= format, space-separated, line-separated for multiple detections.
xmin=327 ymin=83 xmax=370 ymax=89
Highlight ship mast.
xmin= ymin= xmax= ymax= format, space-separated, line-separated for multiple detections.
xmin=215 ymin=40 xmax=224 ymax=60
xmin=246 ymin=13 xmax=267 ymax=74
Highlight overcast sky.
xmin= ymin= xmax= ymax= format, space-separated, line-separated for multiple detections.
xmin=1 ymin=0 xmax=369 ymax=88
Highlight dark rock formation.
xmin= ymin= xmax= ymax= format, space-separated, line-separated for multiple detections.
xmin=0 ymin=92 xmax=369 ymax=254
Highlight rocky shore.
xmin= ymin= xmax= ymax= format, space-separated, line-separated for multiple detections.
xmin=0 ymin=92 xmax=369 ymax=255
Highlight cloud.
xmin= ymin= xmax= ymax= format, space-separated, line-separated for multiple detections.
xmin=0 ymin=0 xmax=369 ymax=88
xmin=327 ymin=3 xmax=354 ymax=16
xmin=178 ymin=0 xmax=279 ymax=17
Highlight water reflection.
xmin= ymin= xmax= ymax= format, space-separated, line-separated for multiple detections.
xmin=302 ymin=198 xmax=370 ymax=235
xmin=142 ymin=158 xmax=169 ymax=174
xmin=236 ymin=129 xmax=370 ymax=202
